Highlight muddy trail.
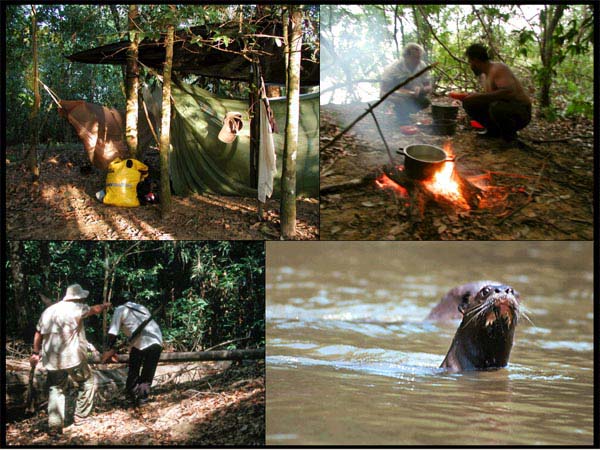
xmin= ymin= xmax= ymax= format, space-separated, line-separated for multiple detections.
xmin=320 ymin=99 xmax=593 ymax=240
xmin=6 ymin=360 xmax=265 ymax=446
xmin=6 ymin=144 xmax=318 ymax=240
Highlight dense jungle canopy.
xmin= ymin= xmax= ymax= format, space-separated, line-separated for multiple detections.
xmin=4 ymin=4 xmax=319 ymax=145
xmin=6 ymin=240 xmax=265 ymax=352
xmin=321 ymin=4 xmax=594 ymax=120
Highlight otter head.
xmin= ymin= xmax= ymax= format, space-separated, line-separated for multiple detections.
xmin=458 ymin=284 xmax=520 ymax=329
xmin=441 ymin=283 xmax=521 ymax=372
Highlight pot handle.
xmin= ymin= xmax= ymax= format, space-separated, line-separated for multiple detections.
xmin=445 ymin=155 xmax=461 ymax=162
xmin=396 ymin=147 xmax=405 ymax=155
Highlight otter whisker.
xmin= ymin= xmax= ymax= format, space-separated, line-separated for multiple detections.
xmin=460 ymin=302 xmax=490 ymax=329
xmin=518 ymin=309 xmax=535 ymax=327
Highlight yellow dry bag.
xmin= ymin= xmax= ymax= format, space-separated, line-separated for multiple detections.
xmin=103 ymin=158 xmax=149 ymax=207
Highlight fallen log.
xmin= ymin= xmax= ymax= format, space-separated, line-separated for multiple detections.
xmin=89 ymin=348 xmax=264 ymax=364
xmin=383 ymin=164 xmax=482 ymax=223
xmin=321 ymin=174 xmax=378 ymax=195
xmin=6 ymin=348 xmax=264 ymax=417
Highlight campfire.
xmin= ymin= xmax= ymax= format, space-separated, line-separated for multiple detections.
xmin=422 ymin=142 xmax=470 ymax=209
xmin=375 ymin=140 xmax=485 ymax=221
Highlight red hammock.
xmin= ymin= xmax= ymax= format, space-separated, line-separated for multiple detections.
xmin=58 ymin=100 xmax=128 ymax=170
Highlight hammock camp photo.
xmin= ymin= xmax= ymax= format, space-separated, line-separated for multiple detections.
xmin=5 ymin=4 xmax=320 ymax=240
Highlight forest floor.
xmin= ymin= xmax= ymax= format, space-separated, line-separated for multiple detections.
xmin=5 ymin=360 xmax=264 ymax=446
xmin=6 ymin=144 xmax=318 ymax=240
xmin=320 ymin=97 xmax=594 ymax=240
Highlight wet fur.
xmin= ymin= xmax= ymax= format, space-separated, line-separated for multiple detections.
xmin=440 ymin=284 xmax=520 ymax=372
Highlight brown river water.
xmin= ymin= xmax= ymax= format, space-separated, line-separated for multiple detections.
xmin=265 ymin=241 xmax=594 ymax=445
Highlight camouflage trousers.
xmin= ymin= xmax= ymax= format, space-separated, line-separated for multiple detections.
xmin=46 ymin=361 xmax=95 ymax=430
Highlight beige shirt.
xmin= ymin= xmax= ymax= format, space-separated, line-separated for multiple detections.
xmin=380 ymin=58 xmax=430 ymax=97
xmin=37 ymin=300 xmax=91 ymax=370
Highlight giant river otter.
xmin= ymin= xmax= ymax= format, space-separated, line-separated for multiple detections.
xmin=429 ymin=282 xmax=521 ymax=372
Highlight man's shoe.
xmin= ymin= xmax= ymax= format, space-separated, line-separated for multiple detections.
xmin=47 ymin=427 xmax=63 ymax=438
xmin=476 ymin=128 xmax=501 ymax=138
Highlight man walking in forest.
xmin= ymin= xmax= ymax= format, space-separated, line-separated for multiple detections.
xmin=380 ymin=42 xmax=432 ymax=123
xmin=102 ymin=300 xmax=163 ymax=406
xmin=30 ymin=284 xmax=111 ymax=436
xmin=462 ymin=43 xmax=532 ymax=142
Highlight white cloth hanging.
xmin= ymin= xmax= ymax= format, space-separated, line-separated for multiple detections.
xmin=258 ymin=99 xmax=277 ymax=203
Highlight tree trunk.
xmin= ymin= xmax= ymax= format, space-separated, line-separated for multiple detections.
xmin=125 ymin=4 xmax=140 ymax=158
xmin=102 ymin=243 xmax=111 ymax=351
xmin=411 ymin=5 xmax=431 ymax=55
xmin=8 ymin=241 xmax=32 ymax=342
xmin=538 ymin=4 xmax=566 ymax=114
xmin=109 ymin=4 xmax=127 ymax=88
xmin=280 ymin=7 xmax=303 ymax=239
xmin=27 ymin=5 xmax=40 ymax=181
xmin=159 ymin=13 xmax=175 ymax=219
xmin=393 ymin=5 xmax=401 ymax=59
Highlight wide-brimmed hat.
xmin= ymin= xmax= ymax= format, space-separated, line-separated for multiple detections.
xmin=62 ymin=284 xmax=89 ymax=301
xmin=218 ymin=112 xmax=244 ymax=144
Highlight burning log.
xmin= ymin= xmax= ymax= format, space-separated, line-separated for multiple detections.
xmin=321 ymin=174 xmax=379 ymax=195
xmin=379 ymin=150 xmax=483 ymax=224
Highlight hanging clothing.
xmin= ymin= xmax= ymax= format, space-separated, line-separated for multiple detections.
xmin=258 ymin=85 xmax=277 ymax=203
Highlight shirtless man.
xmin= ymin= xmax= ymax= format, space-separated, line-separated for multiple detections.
xmin=461 ymin=43 xmax=531 ymax=142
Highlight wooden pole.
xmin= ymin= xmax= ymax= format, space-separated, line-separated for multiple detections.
xmin=125 ymin=4 xmax=140 ymax=159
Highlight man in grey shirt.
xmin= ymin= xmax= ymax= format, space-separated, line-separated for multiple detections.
xmin=102 ymin=301 xmax=163 ymax=405
xmin=380 ymin=43 xmax=432 ymax=123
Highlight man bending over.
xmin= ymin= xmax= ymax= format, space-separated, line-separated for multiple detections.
xmin=462 ymin=43 xmax=532 ymax=142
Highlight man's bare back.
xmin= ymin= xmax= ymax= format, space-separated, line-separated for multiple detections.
xmin=485 ymin=62 xmax=531 ymax=105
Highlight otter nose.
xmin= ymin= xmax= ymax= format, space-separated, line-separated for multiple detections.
xmin=494 ymin=286 xmax=514 ymax=295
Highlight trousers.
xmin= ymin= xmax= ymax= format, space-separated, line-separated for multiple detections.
xmin=391 ymin=94 xmax=431 ymax=122
xmin=463 ymin=96 xmax=531 ymax=138
xmin=47 ymin=361 xmax=95 ymax=429
xmin=126 ymin=343 xmax=162 ymax=400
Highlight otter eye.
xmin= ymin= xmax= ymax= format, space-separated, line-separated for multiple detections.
xmin=481 ymin=287 xmax=491 ymax=296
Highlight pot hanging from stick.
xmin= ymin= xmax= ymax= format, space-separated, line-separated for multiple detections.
xmin=401 ymin=144 xmax=455 ymax=180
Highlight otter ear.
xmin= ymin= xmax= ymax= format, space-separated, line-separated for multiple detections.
xmin=458 ymin=292 xmax=470 ymax=315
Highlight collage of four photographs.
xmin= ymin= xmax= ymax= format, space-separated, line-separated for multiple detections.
xmin=2 ymin=3 xmax=596 ymax=447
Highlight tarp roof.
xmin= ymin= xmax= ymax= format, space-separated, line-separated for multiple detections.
xmin=67 ymin=21 xmax=319 ymax=85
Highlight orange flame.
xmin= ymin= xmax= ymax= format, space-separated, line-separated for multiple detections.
xmin=375 ymin=173 xmax=408 ymax=198
xmin=422 ymin=141 xmax=470 ymax=209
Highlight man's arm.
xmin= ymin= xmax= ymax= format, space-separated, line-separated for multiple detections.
xmin=101 ymin=333 xmax=119 ymax=363
xmin=82 ymin=302 xmax=112 ymax=319
xmin=30 ymin=331 xmax=43 ymax=367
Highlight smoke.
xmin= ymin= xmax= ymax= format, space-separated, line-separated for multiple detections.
xmin=320 ymin=5 xmax=417 ymax=105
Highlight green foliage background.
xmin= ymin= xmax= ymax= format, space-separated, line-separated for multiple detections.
xmin=6 ymin=241 xmax=265 ymax=352
xmin=5 ymin=4 xmax=319 ymax=146
xmin=321 ymin=4 xmax=593 ymax=119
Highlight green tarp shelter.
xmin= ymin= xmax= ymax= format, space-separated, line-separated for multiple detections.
xmin=167 ymin=80 xmax=319 ymax=197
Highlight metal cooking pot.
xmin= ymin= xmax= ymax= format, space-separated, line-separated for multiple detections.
xmin=431 ymin=119 xmax=457 ymax=135
xmin=431 ymin=103 xmax=459 ymax=121
xmin=401 ymin=144 xmax=455 ymax=180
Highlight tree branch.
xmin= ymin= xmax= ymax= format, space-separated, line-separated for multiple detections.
xmin=472 ymin=6 xmax=506 ymax=63
xmin=320 ymin=62 xmax=438 ymax=152
xmin=416 ymin=5 xmax=467 ymax=65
